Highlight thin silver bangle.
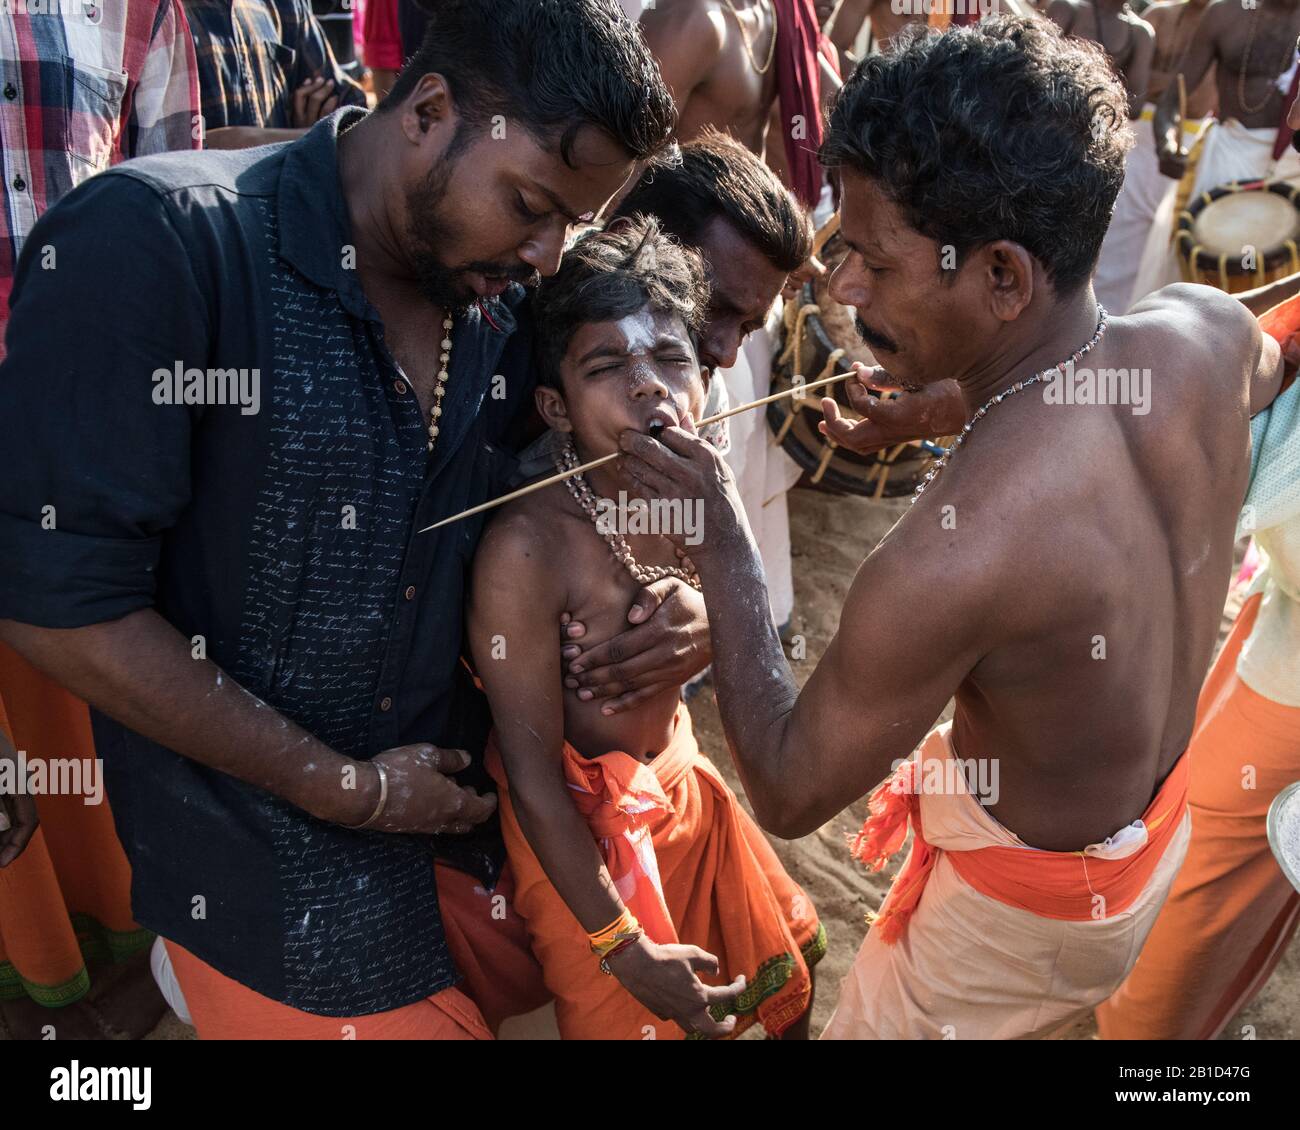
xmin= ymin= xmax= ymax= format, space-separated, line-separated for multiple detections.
xmin=347 ymin=762 xmax=388 ymax=830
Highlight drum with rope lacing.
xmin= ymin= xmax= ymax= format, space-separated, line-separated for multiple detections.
xmin=1175 ymin=179 xmax=1300 ymax=294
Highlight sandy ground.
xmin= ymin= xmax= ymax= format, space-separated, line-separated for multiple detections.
xmin=5 ymin=486 xmax=1295 ymax=1042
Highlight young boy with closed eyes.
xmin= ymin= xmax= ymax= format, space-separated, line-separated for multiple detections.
xmin=467 ymin=216 xmax=824 ymax=1040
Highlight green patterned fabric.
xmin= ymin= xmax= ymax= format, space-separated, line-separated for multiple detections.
xmin=1243 ymin=379 xmax=1300 ymax=536
xmin=691 ymin=921 xmax=829 ymax=1038
xmin=0 ymin=916 xmax=153 ymax=1008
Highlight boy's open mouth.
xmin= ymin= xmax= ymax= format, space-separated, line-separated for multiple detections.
xmin=644 ymin=405 xmax=680 ymax=433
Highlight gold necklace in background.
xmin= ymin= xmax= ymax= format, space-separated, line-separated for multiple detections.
xmin=1237 ymin=8 xmax=1297 ymax=115
xmin=721 ymin=0 xmax=777 ymax=76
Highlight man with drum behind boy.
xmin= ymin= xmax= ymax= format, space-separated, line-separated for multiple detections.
xmin=1092 ymin=0 xmax=1218 ymax=315
xmin=637 ymin=1 xmax=838 ymax=637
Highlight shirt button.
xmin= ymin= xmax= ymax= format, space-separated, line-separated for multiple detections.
xmin=4 ymin=84 xmax=16 ymax=100
xmin=378 ymin=696 xmax=393 ymax=712
xmin=404 ymin=585 xmax=416 ymax=601
xmin=393 ymin=380 xmax=407 ymax=395
xmin=12 ymin=175 xmax=24 ymax=192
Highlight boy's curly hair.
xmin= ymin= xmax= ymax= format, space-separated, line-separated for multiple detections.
xmin=533 ymin=214 xmax=709 ymax=388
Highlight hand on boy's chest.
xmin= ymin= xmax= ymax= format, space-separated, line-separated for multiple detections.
xmin=569 ymin=553 xmax=647 ymax=644
xmin=562 ymin=516 xmax=679 ymax=640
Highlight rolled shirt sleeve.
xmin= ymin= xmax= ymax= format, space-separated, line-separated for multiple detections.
xmin=0 ymin=173 xmax=210 ymax=628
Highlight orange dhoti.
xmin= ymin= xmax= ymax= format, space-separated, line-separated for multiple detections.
xmin=486 ymin=706 xmax=826 ymax=1040
xmin=433 ymin=860 xmax=549 ymax=1033
xmin=1096 ymin=593 xmax=1300 ymax=1039
xmin=823 ymin=722 xmax=1191 ymax=1039
xmin=0 ymin=645 xmax=150 ymax=1008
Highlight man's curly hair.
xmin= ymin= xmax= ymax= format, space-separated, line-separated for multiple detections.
xmin=616 ymin=127 xmax=813 ymax=273
xmin=820 ymin=15 xmax=1131 ymax=294
xmin=532 ymin=215 xmax=709 ymax=388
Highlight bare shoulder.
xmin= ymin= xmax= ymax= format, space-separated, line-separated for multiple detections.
xmin=1141 ymin=0 xmax=1185 ymax=33
xmin=470 ymin=487 xmax=572 ymax=604
xmin=639 ymin=0 xmax=725 ymax=51
xmin=1201 ymin=0 xmax=1241 ymax=35
xmin=1118 ymin=285 xmax=1260 ymax=419
xmin=847 ymin=481 xmax=1015 ymax=650
xmin=1127 ymin=283 xmax=1261 ymax=361
xmin=1043 ymin=0 xmax=1079 ymax=30
xmin=1122 ymin=8 xmax=1156 ymax=42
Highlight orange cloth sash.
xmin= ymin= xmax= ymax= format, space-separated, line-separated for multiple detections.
xmin=549 ymin=724 xmax=679 ymax=947
xmin=851 ymin=742 xmax=1191 ymax=944
xmin=486 ymin=706 xmax=821 ymax=1039
xmin=1095 ymin=593 xmax=1300 ymax=1039
xmin=1260 ymin=291 xmax=1300 ymax=375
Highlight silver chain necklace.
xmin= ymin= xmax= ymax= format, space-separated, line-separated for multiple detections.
xmin=912 ymin=307 xmax=1109 ymax=505
xmin=556 ymin=437 xmax=702 ymax=590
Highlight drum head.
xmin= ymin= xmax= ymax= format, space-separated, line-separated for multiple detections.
xmin=1191 ymin=190 xmax=1300 ymax=258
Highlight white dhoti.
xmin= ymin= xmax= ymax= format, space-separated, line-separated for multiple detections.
xmin=1130 ymin=119 xmax=1300 ymax=306
xmin=716 ymin=319 xmax=802 ymax=629
xmin=1094 ymin=107 xmax=1197 ymax=315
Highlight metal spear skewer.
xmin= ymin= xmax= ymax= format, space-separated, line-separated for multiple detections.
xmin=419 ymin=368 xmax=866 ymax=533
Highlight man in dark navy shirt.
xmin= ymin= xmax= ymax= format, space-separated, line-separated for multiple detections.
xmin=0 ymin=0 xmax=693 ymax=1037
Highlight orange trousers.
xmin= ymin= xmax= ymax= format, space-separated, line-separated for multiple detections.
xmin=1096 ymin=594 xmax=1300 ymax=1039
xmin=164 ymin=860 xmax=548 ymax=1039
xmin=0 ymin=645 xmax=148 ymax=1007
xmin=165 ymin=939 xmax=492 ymax=1040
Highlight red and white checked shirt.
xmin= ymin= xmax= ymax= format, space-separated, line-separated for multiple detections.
xmin=0 ymin=0 xmax=201 ymax=341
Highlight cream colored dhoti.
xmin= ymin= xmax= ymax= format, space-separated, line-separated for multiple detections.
xmin=1130 ymin=119 xmax=1300 ymax=305
xmin=1094 ymin=107 xmax=1205 ymax=315
xmin=821 ymin=724 xmax=1192 ymax=1040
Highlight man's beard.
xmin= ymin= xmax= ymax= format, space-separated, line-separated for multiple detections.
xmin=404 ymin=150 xmax=541 ymax=313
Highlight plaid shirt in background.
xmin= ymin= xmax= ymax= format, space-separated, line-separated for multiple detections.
xmin=0 ymin=0 xmax=200 ymax=342
xmin=184 ymin=0 xmax=366 ymax=131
